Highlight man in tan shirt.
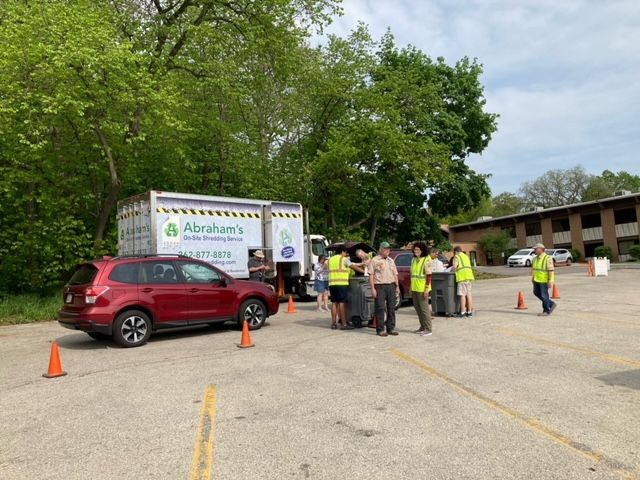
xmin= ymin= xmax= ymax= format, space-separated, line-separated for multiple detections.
xmin=369 ymin=241 xmax=400 ymax=337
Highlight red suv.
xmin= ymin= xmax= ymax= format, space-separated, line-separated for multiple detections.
xmin=389 ymin=250 xmax=413 ymax=305
xmin=59 ymin=255 xmax=279 ymax=347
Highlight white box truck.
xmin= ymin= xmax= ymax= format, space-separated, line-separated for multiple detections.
xmin=117 ymin=191 xmax=328 ymax=297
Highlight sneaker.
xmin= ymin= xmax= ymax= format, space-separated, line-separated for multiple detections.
xmin=454 ymin=313 xmax=464 ymax=318
xmin=340 ymin=325 xmax=355 ymax=330
xmin=317 ymin=308 xmax=324 ymax=312
xmin=465 ymin=312 xmax=474 ymax=318
xmin=420 ymin=331 xmax=432 ymax=337
xmin=377 ymin=332 xmax=388 ymax=337
xmin=414 ymin=329 xmax=426 ymax=334
xmin=388 ymin=331 xmax=399 ymax=336
xmin=537 ymin=312 xmax=550 ymax=316
xmin=549 ymin=302 xmax=557 ymax=314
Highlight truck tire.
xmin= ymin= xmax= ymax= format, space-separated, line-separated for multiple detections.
xmin=112 ymin=310 xmax=151 ymax=348
xmin=295 ymin=281 xmax=311 ymax=301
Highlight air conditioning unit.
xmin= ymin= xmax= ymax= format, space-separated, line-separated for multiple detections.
xmin=613 ymin=190 xmax=632 ymax=197
xmin=475 ymin=216 xmax=493 ymax=222
xmin=532 ymin=206 xmax=544 ymax=212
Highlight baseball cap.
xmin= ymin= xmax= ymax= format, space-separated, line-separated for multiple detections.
xmin=379 ymin=241 xmax=391 ymax=249
xmin=533 ymin=243 xmax=545 ymax=249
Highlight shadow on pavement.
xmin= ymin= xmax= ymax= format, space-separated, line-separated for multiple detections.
xmin=596 ymin=369 xmax=640 ymax=390
xmin=55 ymin=333 xmax=109 ymax=350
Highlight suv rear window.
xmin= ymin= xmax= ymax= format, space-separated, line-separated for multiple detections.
xmin=68 ymin=264 xmax=99 ymax=285
xmin=109 ymin=263 xmax=139 ymax=284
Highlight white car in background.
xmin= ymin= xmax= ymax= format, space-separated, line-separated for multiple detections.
xmin=547 ymin=248 xmax=573 ymax=265
xmin=507 ymin=248 xmax=536 ymax=267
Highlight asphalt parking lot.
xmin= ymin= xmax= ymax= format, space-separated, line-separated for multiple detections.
xmin=1 ymin=266 xmax=639 ymax=480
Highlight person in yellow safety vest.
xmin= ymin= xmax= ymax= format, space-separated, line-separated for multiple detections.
xmin=328 ymin=245 xmax=364 ymax=330
xmin=410 ymin=242 xmax=433 ymax=336
xmin=531 ymin=242 xmax=556 ymax=316
xmin=452 ymin=246 xmax=475 ymax=317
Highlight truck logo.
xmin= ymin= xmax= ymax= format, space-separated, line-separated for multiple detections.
xmin=164 ymin=222 xmax=179 ymax=237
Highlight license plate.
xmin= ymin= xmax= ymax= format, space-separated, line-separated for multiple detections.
xmin=65 ymin=293 xmax=74 ymax=304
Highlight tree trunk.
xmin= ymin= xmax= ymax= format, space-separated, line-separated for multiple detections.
xmin=93 ymin=122 xmax=122 ymax=246
xmin=369 ymin=215 xmax=378 ymax=245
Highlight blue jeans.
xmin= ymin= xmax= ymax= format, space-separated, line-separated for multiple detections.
xmin=532 ymin=282 xmax=553 ymax=313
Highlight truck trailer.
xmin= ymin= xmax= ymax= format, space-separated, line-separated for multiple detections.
xmin=117 ymin=191 xmax=328 ymax=298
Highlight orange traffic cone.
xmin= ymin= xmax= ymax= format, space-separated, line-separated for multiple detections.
xmin=287 ymin=295 xmax=296 ymax=313
xmin=551 ymin=284 xmax=560 ymax=299
xmin=237 ymin=320 xmax=255 ymax=348
xmin=515 ymin=291 xmax=528 ymax=310
xmin=43 ymin=341 xmax=67 ymax=378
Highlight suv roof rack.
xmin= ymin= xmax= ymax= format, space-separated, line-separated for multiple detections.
xmin=110 ymin=254 xmax=191 ymax=260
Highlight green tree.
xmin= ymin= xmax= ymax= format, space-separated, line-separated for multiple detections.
xmin=519 ymin=166 xmax=592 ymax=208
xmin=491 ymin=192 xmax=525 ymax=217
xmin=478 ymin=230 xmax=512 ymax=263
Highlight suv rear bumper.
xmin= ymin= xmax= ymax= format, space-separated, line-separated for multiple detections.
xmin=58 ymin=310 xmax=113 ymax=335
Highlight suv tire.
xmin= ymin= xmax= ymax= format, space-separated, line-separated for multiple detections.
xmin=525 ymin=260 xmax=531 ymax=267
xmin=113 ymin=310 xmax=152 ymax=348
xmin=238 ymin=299 xmax=266 ymax=330
xmin=566 ymin=257 xmax=572 ymax=265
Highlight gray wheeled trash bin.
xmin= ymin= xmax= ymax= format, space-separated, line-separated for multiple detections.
xmin=348 ymin=277 xmax=373 ymax=327
xmin=431 ymin=272 xmax=459 ymax=316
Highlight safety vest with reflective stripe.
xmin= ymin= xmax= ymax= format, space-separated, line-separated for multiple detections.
xmin=411 ymin=257 xmax=430 ymax=293
xmin=532 ymin=254 xmax=552 ymax=283
xmin=454 ymin=252 xmax=475 ymax=282
xmin=328 ymin=255 xmax=349 ymax=286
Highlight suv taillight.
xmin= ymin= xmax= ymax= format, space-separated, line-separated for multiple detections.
xmin=85 ymin=286 xmax=109 ymax=304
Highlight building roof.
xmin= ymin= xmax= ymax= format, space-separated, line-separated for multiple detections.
xmin=450 ymin=191 xmax=640 ymax=229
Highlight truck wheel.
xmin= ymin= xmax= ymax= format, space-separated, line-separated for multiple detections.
xmin=295 ymin=281 xmax=311 ymax=301
xmin=238 ymin=299 xmax=266 ymax=330
xmin=112 ymin=310 xmax=151 ymax=348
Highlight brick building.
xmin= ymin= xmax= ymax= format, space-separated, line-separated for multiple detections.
xmin=448 ymin=192 xmax=640 ymax=265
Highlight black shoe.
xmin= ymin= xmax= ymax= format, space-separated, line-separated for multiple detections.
xmin=388 ymin=331 xmax=399 ymax=336
xmin=549 ymin=302 xmax=557 ymax=314
xmin=340 ymin=325 xmax=355 ymax=330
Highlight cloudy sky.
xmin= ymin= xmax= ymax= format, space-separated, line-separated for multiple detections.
xmin=322 ymin=0 xmax=640 ymax=194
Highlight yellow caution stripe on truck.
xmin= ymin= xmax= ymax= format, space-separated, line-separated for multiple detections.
xmin=271 ymin=212 xmax=302 ymax=218
xmin=155 ymin=207 xmax=260 ymax=218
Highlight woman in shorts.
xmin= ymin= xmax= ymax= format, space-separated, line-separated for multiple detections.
xmin=314 ymin=255 xmax=329 ymax=312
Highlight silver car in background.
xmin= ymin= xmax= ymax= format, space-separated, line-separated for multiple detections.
xmin=546 ymin=248 xmax=573 ymax=265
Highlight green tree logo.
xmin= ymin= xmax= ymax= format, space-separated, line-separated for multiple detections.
xmin=279 ymin=228 xmax=293 ymax=246
xmin=164 ymin=222 xmax=179 ymax=237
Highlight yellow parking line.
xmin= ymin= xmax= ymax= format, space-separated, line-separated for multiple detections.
xmin=564 ymin=311 xmax=640 ymax=327
xmin=496 ymin=328 xmax=640 ymax=368
xmin=391 ymin=349 xmax=638 ymax=480
xmin=190 ymin=385 xmax=217 ymax=480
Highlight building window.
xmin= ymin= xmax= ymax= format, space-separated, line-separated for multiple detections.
xmin=618 ymin=239 xmax=639 ymax=256
xmin=525 ymin=222 xmax=541 ymax=236
xmin=614 ymin=208 xmax=637 ymax=225
xmin=581 ymin=213 xmax=601 ymax=229
xmin=552 ymin=218 xmax=570 ymax=232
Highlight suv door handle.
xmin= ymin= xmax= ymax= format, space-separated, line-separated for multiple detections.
xmin=142 ymin=288 xmax=154 ymax=293
xmin=189 ymin=288 xmax=200 ymax=293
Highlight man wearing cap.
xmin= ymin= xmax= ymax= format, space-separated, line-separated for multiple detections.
xmin=369 ymin=241 xmax=400 ymax=337
xmin=531 ymin=243 xmax=556 ymax=316
xmin=248 ymin=250 xmax=271 ymax=282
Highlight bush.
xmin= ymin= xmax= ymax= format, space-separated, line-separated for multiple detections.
xmin=628 ymin=245 xmax=640 ymax=260
xmin=594 ymin=246 xmax=613 ymax=260
xmin=570 ymin=248 xmax=581 ymax=262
